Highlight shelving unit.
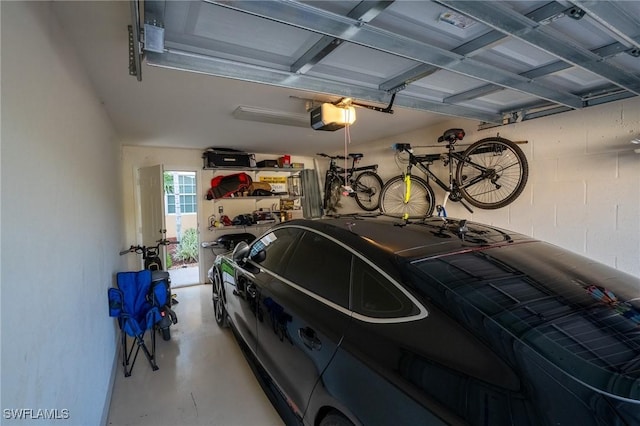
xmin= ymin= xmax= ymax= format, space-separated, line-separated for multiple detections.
xmin=203 ymin=166 xmax=305 ymax=173
xmin=202 ymin=165 xmax=306 ymax=229
xmin=200 ymin=165 xmax=306 ymax=272
xmin=203 ymin=166 xmax=304 ymax=203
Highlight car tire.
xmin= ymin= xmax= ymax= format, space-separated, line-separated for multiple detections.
xmin=319 ymin=410 xmax=353 ymax=426
xmin=211 ymin=267 xmax=229 ymax=328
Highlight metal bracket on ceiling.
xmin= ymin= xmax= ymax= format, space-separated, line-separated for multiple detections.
xmin=501 ymin=111 xmax=524 ymax=125
xmin=337 ymin=93 xmax=396 ymax=114
xmin=386 ymin=83 xmax=407 ymax=95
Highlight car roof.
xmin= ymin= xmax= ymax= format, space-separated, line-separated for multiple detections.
xmin=280 ymin=216 xmax=532 ymax=260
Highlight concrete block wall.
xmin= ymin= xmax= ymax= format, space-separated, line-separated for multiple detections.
xmin=331 ymin=98 xmax=640 ymax=278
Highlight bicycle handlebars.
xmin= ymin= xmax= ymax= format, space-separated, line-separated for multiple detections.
xmin=317 ymin=153 xmax=363 ymax=160
xmin=119 ymin=239 xmax=176 ymax=256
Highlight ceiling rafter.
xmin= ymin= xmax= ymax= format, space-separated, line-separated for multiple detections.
xmin=437 ymin=0 xmax=640 ymax=96
xmin=379 ymin=1 xmax=570 ymax=94
xmin=145 ymin=49 xmax=503 ymax=123
xmin=569 ymin=0 xmax=640 ymax=52
xmin=445 ymin=40 xmax=635 ymax=105
xmin=137 ymin=0 xmax=639 ymax=129
xmin=209 ymin=0 xmax=584 ymax=109
xmin=291 ymin=1 xmax=393 ymax=74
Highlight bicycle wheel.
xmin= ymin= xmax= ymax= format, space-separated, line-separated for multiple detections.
xmin=353 ymin=171 xmax=384 ymax=211
xmin=379 ymin=175 xmax=435 ymax=218
xmin=322 ymin=173 xmax=334 ymax=210
xmin=324 ymin=175 xmax=342 ymax=214
xmin=456 ymin=137 xmax=529 ymax=209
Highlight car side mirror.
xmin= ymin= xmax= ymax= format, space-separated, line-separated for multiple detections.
xmin=251 ymin=249 xmax=266 ymax=263
xmin=232 ymin=241 xmax=250 ymax=263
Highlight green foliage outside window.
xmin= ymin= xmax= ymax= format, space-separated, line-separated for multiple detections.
xmin=173 ymin=228 xmax=199 ymax=263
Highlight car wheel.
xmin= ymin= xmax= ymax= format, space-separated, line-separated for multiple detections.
xmin=319 ymin=410 xmax=353 ymax=426
xmin=211 ymin=267 xmax=228 ymax=328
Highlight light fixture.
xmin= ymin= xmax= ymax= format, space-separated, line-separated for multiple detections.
xmin=232 ymin=106 xmax=309 ymax=128
xmin=438 ymin=11 xmax=477 ymax=29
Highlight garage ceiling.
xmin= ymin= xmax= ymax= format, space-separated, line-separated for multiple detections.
xmin=141 ymin=0 xmax=640 ymax=125
xmin=52 ymin=1 xmax=640 ymax=155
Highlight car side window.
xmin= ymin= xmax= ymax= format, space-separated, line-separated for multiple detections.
xmin=281 ymin=231 xmax=351 ymax=308
xmin=249 ymin=227 xmax=303 ymax=275
xmin=351 ymin=257 xmax=418 ymax=318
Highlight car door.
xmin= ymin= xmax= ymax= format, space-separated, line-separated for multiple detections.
xmin=220 ymin=256 xmax=259 ymax=352
xmin=251 ymin=228 xmax=353 ymax=421
xmin=224 ymin=227 xmax=303 ymax=355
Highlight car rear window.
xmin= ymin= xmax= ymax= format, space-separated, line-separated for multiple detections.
xmin=351 ymin=257 xmax=419 ymax=319
xmin=411 ymin=242 xmax=640 ymax=402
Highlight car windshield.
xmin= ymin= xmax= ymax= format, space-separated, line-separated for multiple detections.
xmin=410 ymin=241 xmax=640 ymax=403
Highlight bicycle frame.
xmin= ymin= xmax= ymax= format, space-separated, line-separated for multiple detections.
xmin=326 ymin=156 xmax=378 ymax=186
xmin=402 ymin=144 xmax=476 ymax=213
xmin=384 ymin=131 xmax=528 ymax=219
xmin=319 ymin=152 xmax=383 ymax=213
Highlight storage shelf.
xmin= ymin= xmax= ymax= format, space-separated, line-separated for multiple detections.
xmin=209 ymin=195 xmax=302 ymax=201
xmin=203 ymin=166 xmax=304 ymax=173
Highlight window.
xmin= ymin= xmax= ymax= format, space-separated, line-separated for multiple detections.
xmin=166 ymin=172 xmax=196 ymax=214
xmin=351 ymin=257 xmax=418 ymax=318
xmin=281 ymin=231 xmax=351 ymax=308
xmin=250 ymin=227 xmax=303 ymax=275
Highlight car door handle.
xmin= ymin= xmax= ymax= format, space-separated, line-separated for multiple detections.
xmin=298 ymin=327 xmax=322 ymax=351
xmin=246 ymin=283 xmax=257 ymax=298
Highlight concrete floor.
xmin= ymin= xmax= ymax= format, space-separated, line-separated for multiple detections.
xmin=107 ymin=284 xmax=283 ymax=426
xmin=169 ymin=265 xmax=201 ymax=287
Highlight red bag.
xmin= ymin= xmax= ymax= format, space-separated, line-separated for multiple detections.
xmin=207 ymin=173 xmax=253 ymax=199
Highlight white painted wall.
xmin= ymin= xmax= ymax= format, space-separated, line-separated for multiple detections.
xmin=333 ymin=98 xmax=640 ymax=278
xmin=1 ymin=2 xmax=124 ymax=425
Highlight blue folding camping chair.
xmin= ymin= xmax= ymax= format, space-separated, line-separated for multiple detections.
xmin=108 ymin=270 xmax=168 ymax=376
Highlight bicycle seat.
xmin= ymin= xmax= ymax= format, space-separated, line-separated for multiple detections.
xmin=437 ymin=128 xmax=465 ymax=143
xmin=349 ymin=153 xmax=364 ymax=159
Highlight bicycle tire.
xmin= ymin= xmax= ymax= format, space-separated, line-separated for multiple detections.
xmin=324 ymin=175 xmax=342 ymax=214
xmin=353 ymin=171 xmax=384 ymax=211
xmin=456 ymin=137 xmax=529 ymax=209
xmin=322 ymin=173 xmax=335 ymax=210
xmin=379 ymin=174 xmax=435 ymax=218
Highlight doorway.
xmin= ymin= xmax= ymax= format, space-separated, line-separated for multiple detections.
xmin=164 ymin=170 xmax=200 ymax=287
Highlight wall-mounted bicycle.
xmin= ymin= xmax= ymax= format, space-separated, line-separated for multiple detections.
xmin=379 ymin=128 xmax=529 ymax=218
xmin=317 ymin=153 xmax=384 ymax=214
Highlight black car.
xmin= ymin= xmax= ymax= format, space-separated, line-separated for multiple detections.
xmin=210 ymin=217 xmax=640 ymax=426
